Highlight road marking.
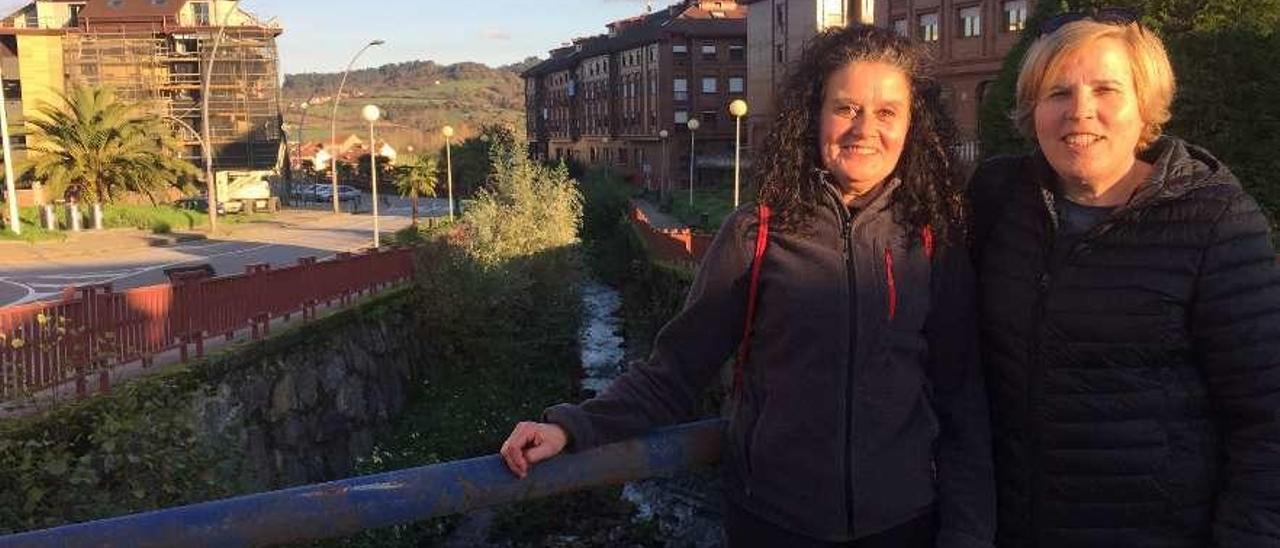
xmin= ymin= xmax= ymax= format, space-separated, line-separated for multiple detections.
xmin=0 ymin=278 xmax=34 ymax=306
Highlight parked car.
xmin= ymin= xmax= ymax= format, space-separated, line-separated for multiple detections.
xmin=314 ymin=185 xmax=362 ymax=202
xmin=288 ymin=183 xmax=324 ymax=202
xmin=174 ymin=195 xmax=226 ymax=215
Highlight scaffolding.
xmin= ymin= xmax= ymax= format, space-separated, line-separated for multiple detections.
xmin=61 ymin=22 xmax=282 ymax=172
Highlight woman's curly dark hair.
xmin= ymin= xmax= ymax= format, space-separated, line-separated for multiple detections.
xmin=755 ymin=25 xmax=966 ymax=247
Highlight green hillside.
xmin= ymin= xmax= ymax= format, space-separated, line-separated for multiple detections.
xmin=281 ymin=58 xmax=538 ymax=153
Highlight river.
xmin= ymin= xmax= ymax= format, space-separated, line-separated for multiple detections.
xmin=578 ymin=277 xmax=723 ymax=548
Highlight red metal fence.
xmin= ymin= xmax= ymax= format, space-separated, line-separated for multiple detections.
xmin=628 ymin=204 xmax=713 ymax=265
xmin=0 ymin=247 xmax=415 ymax=401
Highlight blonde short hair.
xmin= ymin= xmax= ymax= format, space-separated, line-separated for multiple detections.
xmin=1013 ymin=20 xmax=1175 ymax=150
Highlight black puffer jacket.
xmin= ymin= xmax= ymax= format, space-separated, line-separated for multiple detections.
xmin=970 ymin=136 xmax=1280 ymax=547
xmin=547 ymin=180 xmax=994 ymax=546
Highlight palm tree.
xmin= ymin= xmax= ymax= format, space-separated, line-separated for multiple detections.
xmin=393 ymin=154 xmax=439 ymax=225
xmin=26 ymin=86 xmax=198 ymax=204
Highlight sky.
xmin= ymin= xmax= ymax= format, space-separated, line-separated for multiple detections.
xmin=243 ymin=0 xmax=684 ymax=75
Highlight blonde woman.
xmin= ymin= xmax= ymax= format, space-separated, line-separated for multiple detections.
xmin=970 ymin=9 xmax=1280 ymax=546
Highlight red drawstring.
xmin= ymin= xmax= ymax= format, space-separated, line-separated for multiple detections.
xmin=921 ymin=225 xmax=934 ymax=261
xmin=885 ymin=247 xmax=897 ymax=321
xmin=734 ymin=204 xmax=771 ymax=395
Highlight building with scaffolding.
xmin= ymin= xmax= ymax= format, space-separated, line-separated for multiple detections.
xmin=0 ymin=0 xmax=283 ymax=197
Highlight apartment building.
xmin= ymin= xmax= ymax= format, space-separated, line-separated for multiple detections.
xmin=523 ymin=0 xmax=748 ymax=190
xmin=0 ymin=0 xmax=283 ymax=175
xmin=744 ymin=0 xmax=1033 ymax=152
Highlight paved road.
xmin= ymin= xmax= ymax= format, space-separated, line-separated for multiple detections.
xmin=0 ymin=196 xmax=445 ymax=307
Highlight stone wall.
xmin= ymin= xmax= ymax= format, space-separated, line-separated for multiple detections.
xmin=190 ymin=288 xmax=421 ymax=487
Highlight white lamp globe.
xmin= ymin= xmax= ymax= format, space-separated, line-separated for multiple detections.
xmin=361 ymin=104 xmax=380 ymax=123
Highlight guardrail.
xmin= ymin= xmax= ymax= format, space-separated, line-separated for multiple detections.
xmin=0 ymin=247 xmax=414 ymax=401
xmin=0 ymin=418 xmax=725 ymax=547
xmin=628 ymin=201 xmax=712 ymax=265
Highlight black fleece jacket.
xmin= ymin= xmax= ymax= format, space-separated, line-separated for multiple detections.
xmin=970 ymin=136 xmax=1280 ymax=547
xmin=547 ymin=180 xmax=995 ymax=546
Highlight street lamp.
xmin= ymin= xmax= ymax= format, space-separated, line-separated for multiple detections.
xmin=686 ymin=118 xmax=700 ymax=206
xmin=290 ymin=100 xmax=310 ymax=205
xmin=362 ymin=104 xmax=382 ymax=248
xmin=330 ymin=39 xmax=385 ymax=214
xmin=729 ymin=99 xmax=748 ymax=208
xmin=658 ymin=129 xmax=669 ymax=195
xmin=442 ymin=125 xmax=455 ymax=221
xmin=200 ymin=0 xmax=242 ymax=234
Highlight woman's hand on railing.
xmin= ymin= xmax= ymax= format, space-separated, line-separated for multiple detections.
xmin=499 ymin=421 xmax=568 ymax=479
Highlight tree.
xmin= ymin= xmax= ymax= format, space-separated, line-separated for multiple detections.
xmin=26 ymin=86 xmax=198 ymax=204
xmin=440 ymin=124 xmax=520 ymax=198
xmin=393 ymin=154 xmax=439 ymax=225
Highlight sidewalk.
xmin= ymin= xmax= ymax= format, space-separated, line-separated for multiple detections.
xmin=630 ymin=197 xmax=688 ymax=230
xmin=0 ymin=209 xmax=333 ymax=265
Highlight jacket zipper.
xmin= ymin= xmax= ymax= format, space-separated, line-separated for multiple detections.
xmin=1028 ymin=187 xmax=1058 ymax=543
xmin=842 ymin=206 xmax=858 ymax=538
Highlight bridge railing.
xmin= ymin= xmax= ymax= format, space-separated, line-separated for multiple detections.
xmin=0 ymin=418 xmax=726 ymax=547
xmin=0 ymin=247 xmax=415 ymax=401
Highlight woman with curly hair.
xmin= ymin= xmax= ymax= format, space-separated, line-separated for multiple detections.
xmin=501 ymin=25 xmax=994 ymax=547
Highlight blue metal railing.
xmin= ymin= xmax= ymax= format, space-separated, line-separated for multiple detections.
xmin=0 ymin=419 xmax=725 ymax=547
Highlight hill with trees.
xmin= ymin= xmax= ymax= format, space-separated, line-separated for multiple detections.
xmin=281 ymin=58 xmax=538 ymax=153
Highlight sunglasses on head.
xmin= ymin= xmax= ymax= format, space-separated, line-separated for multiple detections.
xmin=1038 ymin=6 xmax=1142 ymax=35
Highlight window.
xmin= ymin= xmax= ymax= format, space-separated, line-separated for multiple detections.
xmin=701 ymin=44 xmax=717 ymax=60
xmin=822 ymin=0 xmax=844 ymax=28
xmin=619 ymin=148 xmax=629 ymax=165
xmin=675 ymin=111 xmax=689 ymax=124
xmin=728 ymin=76 xmax=744 ymax=93
xmin=3 ymin=79 xmax=21 ymax=99
xmin=859 ymin=0 xmax=875 ymax=24
xmin=774 ymin=44 xmax=784 ymax=63
xmin=702 ymin=77 xmax=717 ymax=94
xmin=674 ymin=78 xmax=688 ymax=102
xmin=919 ymin=12 xmax=940 ymax=42
xmin=775 ymin=3 xmax=786 ymax=27
xmin=69 ymin=4 xmax=84 ymax=26
xmin=960 ymin=6 xmax=981 ymax=38
xmin=729 ymin=44 xmax=745 ymax=61
xmin=893 ymin=18 xmax=908 ymax=36
xmin=672 ymin=43 xmax=688 ymax=58
xmin=192 ymin=2 xmax=210 ymax=25
xmin=23 ymin=8 xmax=37 ymax=28
xmin=1003 ymin=0 xmax=1028 ymax=32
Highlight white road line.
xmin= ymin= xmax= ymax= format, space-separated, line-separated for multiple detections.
xmin=0 ymin=278 xmax=34 ymax=306
xmin=23 ymin=270 xmax=146 ymax=280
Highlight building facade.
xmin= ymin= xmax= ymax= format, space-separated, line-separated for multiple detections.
xmin=744 ymin=0 xmax=1033 ymax=154
xmin=523 ymin=0 xmax=748 ymax=191
xmin=0 ymin=0 xmax=283 ymax=178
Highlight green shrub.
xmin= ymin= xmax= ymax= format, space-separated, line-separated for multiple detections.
xmin=332 ymin=140 xmax=589 ymax=546
xmin=102 ymin=204 xmax=200 ymax=231
xmin=151 ymin=220 xmax=172 ymax=234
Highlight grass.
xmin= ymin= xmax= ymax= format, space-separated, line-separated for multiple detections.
xmin=0 ymin=203 xmax=277 ymax=242
xmin=666 ymin=184 xmax=740 ymax=232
